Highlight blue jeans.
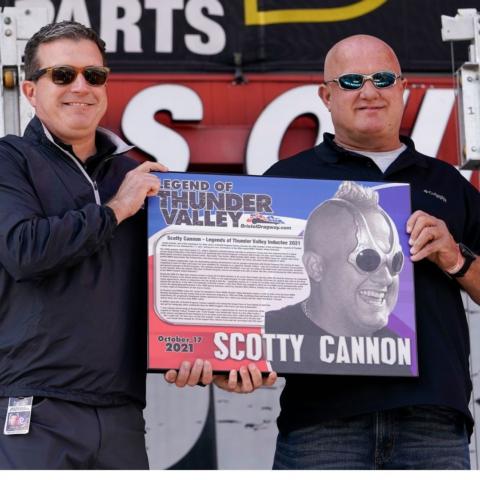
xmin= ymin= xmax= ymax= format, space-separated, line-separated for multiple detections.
xmin=273 ymin=405 xmax=470 ymax=469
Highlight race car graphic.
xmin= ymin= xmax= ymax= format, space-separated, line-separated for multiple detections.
xmin=246 ymin=213 xmax=285 ymax=225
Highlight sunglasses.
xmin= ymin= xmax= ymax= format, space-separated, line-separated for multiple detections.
xmin=330 ymin=197 xmax=404 ymax=277
xmin=28 ymin=65 xmax=110 ymax=86
xmin=355 ymin=248 xmax=404 ymax=275
xmin=325 ymin=71 xmax=402 ymax=90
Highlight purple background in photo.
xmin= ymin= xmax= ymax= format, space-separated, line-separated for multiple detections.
xmin=377 ymin=185 xmax=417 ymax=375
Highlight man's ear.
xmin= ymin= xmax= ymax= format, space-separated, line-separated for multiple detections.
xmin=303 ymin=251 xmax=324 ymax=282
xmin=318 ymin=84 xmax=331 ymax=111
xmin=21 ymin=81 xmax=37 ymax=108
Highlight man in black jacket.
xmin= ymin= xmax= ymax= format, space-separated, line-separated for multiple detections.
xmin=0 ymin=21 xmax=168 ymax=469
xmin=261 ymin=35 xmax=480 ymax=469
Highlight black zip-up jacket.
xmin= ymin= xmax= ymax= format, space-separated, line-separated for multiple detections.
xmin=0 ymin=117 xmax=147 ymax=407
xmin=264 ymin=133 xmax=480 ymax=437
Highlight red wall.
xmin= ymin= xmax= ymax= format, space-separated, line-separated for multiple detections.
xmin=102 ymin=73 xmax=478 ymax=188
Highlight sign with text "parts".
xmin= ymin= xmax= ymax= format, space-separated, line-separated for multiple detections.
xmin=18 ymin=0 xmax=469 ymax=72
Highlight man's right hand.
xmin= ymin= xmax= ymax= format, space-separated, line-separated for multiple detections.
xmin=164 ymin=360 xmax=214 ymax=387
xmin=106 ymin=161 xmax=167 ymax=224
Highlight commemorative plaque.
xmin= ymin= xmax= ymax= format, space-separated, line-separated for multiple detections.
xmin=148 ymin=172 xmax=417 ymax=377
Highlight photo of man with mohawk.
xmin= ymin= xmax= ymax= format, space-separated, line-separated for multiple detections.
xmin=265 ymin=180 xmax=411 ymax=375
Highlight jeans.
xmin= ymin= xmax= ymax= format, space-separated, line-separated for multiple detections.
xmin=273 ymin=405 xmax=470 ymax=470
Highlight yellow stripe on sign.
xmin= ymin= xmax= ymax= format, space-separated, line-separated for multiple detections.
xmin=244 ymin=0 xmax=388 ymax=25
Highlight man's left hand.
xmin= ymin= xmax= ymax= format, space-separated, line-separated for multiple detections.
xmin=406 ymin=210 xmax=458 ymax=271
xmin=213 ymin=364 xmax=277 ymax=394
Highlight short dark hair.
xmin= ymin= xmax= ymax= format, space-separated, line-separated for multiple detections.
xmin=24 ymin=21 xmax=106 ymax=80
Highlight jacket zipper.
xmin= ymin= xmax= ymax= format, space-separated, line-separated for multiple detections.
xmin=42 ymin=126 xmax=102 ymax=205
xmin=90 ymin=155 xmax=116 ymax=205
xmin=62 ymin=149 xmax=102 ymax=205
xmin=93 ymin=180 xmax=100 ymax=204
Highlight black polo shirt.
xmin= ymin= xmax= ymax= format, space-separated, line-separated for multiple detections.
xmin=264 ymin=133 xmax=480 ymax=437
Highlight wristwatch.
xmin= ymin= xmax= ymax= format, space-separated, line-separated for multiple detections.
xmin=448 ymin=243 xmax=477 ymax=278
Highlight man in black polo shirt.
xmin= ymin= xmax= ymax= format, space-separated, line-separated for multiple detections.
xmin=262 ymin=34 xmax=480 ymax=469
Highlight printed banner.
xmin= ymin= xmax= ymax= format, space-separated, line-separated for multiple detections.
xmin=43 ymin=0 xmax=466 ymax=73
xmin=148 ymin=173 xmax=418 ymax=376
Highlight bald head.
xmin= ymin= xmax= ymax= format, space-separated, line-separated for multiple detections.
xmin=303 ymin=181 xmax=396 ymax=274
xmin=319 ymin=34 xmax=406 ymax=151
xmin=324 ymin=35 xmax=401 ymax=81
xmin=304 ymin=201 xmax=355 ymax=260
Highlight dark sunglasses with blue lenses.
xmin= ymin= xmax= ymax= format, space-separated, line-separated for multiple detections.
xmin=27 ymin=65 xmax=110 ymax=86
xmin=325 ymin=71 xmax=402 ymax=91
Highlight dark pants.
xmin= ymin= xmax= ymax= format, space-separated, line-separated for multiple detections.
xmin=273 ymin=405 xmax=470 ymax=470
xmin=0 ymin=397 xmax=148 ymax=469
